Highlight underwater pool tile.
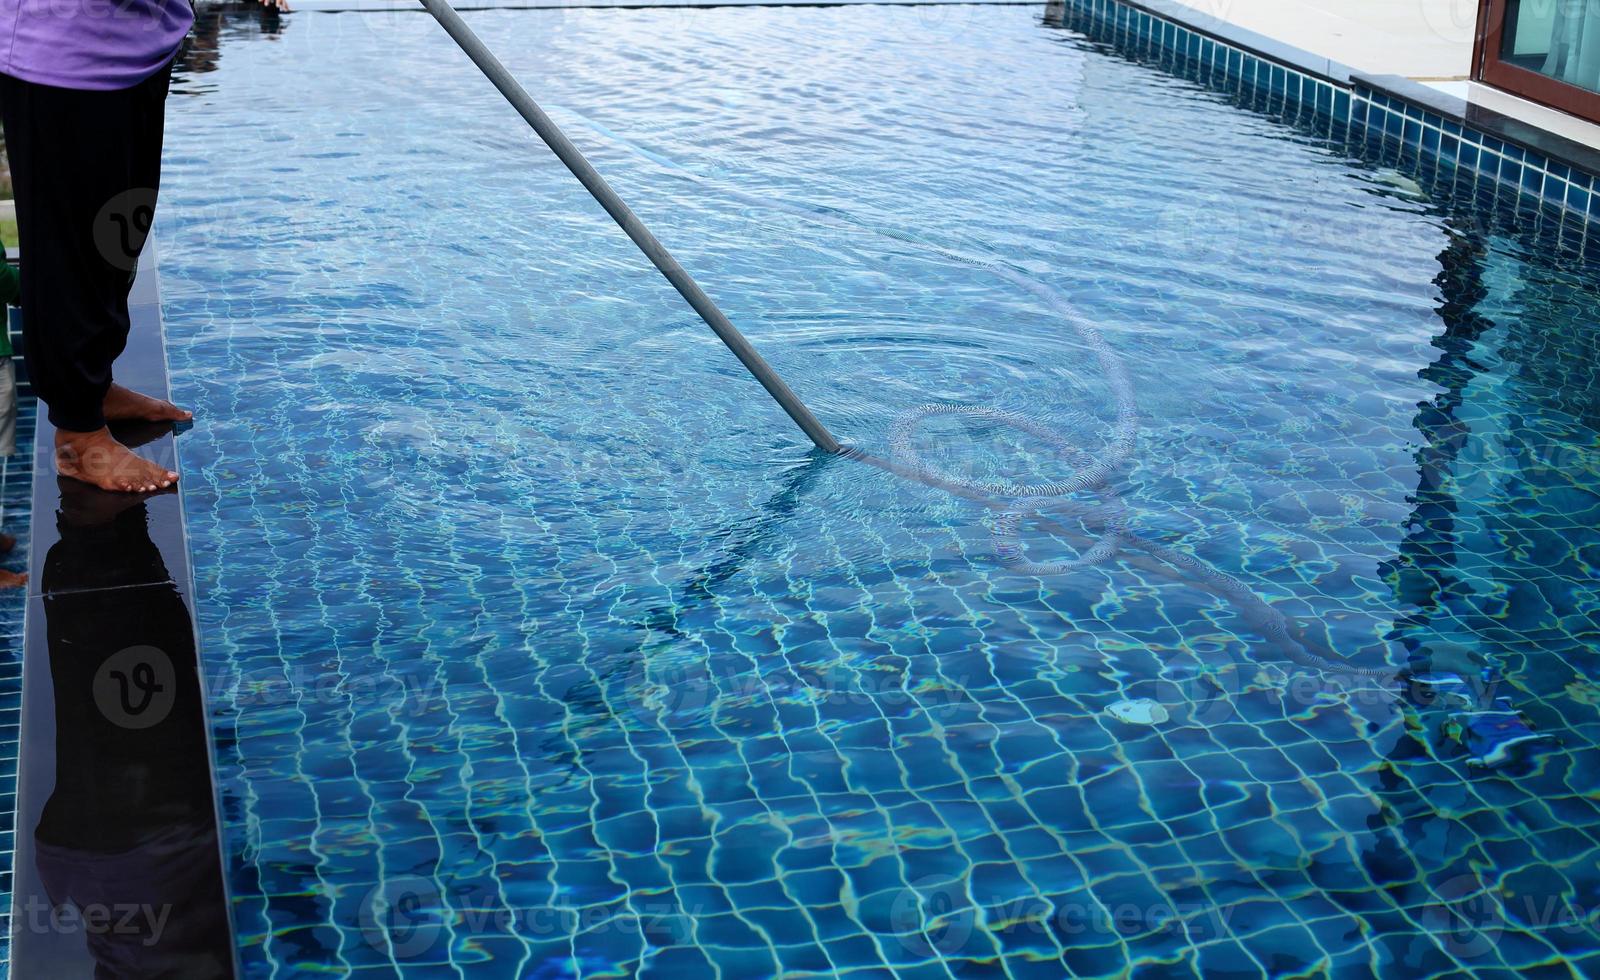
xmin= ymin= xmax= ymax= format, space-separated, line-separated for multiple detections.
xmin=691 ymin=940 xmax=780 ymax=977
xmin=1114 ymin=816 xmax=1188 ymax=850
xmin=1221 ymin=819 xmax=1305 ymax=871
xmin=638 ymin=944 xmax=719 ymax=979
xmin=1146 ymin=789 xmax=1209 ymax=830
xmin=1062 ymin=940 xmax=1140 ymax=977
xmin=777 ymin=940 xmax=847 ymax=976
xmin=821 ymin=898 xmax=898 ymax=952
xmin=1475 ymin=926 xmax=1568 ymax=972
xmin=897 ymin=848 xmax=969 ymax=891
xmin=775 ymin=863 xmax=851 ymax=908
xmin=1139 ymin=810 xmax=1209 ymax=856
xmin=134 ymin=2 xmax=1600 ymax=976
xmin=1241 ymin=922 xmax=1333 ymax=973
xmin=843 ymin=963 xmax=929 ymax=980
xmin=1227 ymin=746 xmax=1306 ymax=784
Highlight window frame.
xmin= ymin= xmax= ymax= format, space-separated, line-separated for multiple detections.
xmin=1475 ymin=0 xmax=1600 ymax=125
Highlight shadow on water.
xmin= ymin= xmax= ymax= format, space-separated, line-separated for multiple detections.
xmin=1038 ymin=0 xmax=1585 ymax=763
xmin=1349 ymin=209 xmax=1600 ymax=969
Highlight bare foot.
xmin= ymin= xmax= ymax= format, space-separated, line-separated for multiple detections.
xmin=103 ymin=383 xmax=192 ymax=423
xmin=56 ymin=428 xmax=178 ymax=493
xmin=0 ymin=570 xmax=24 ymax=590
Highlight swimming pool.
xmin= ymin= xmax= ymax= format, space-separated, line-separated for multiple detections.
xmin=157 ymin=2 xmax=1600 ymax=976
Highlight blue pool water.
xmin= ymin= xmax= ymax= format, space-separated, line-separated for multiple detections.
xmin=158 ymin=3 xmax=1600 ymax=977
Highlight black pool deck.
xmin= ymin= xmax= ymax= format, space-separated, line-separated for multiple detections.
xmin=9 ymin=244 xmax=237 ymax=979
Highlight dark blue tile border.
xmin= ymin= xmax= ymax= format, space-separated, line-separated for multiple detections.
xmin=0 ymin=396 xmax=35 ymax=980
xmin=8 ymin=243 xmax=238 ymax=979
xmin=1057 ymin=0 xmax=1599 ymax=230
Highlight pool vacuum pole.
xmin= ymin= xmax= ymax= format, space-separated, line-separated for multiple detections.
xmin=418 ymin=0 xmax=842 ymax=454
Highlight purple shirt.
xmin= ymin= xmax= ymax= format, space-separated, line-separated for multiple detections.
xmin=0 ymin=0 xmax=194 ymax=90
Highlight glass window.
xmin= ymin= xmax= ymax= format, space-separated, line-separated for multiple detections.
xmin=1500 ymin=0 xmax=1600 ymax=95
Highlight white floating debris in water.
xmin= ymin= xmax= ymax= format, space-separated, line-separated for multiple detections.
xmin=1106 ymin=698 xmax=1169 ymax=726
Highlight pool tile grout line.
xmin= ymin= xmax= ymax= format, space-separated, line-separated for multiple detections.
xmin=1057 ymin=0 xmax=1600 ymax=231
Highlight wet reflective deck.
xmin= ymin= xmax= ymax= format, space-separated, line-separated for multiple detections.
xmin=8 ymin=249 xmax=235 ymax=979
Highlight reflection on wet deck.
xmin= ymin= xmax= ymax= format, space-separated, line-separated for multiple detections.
xmin=8 ymin=249 xmax=235 ymax=980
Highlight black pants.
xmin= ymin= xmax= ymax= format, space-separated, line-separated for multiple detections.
xmin=0 ymin=64 xmax=172 ymax=433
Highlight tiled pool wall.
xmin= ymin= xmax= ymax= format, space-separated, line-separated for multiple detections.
xmin=0 ymin=309 xmax=36 ymax=980
xmin=1056 ymin=0 xmax=1600 ymax=238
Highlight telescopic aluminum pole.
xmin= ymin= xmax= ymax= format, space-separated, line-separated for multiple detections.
xmin=418 ymin=0 xmax=842 ymax=454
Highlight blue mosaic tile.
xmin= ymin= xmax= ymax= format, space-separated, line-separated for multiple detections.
xmin=0 ymin=391 xmax=35 ymax=980
xmin=1522 ymin=163 xmax=1545 ymax=195
xmin=1503 ymin=154 xmax=1526 ymax=184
